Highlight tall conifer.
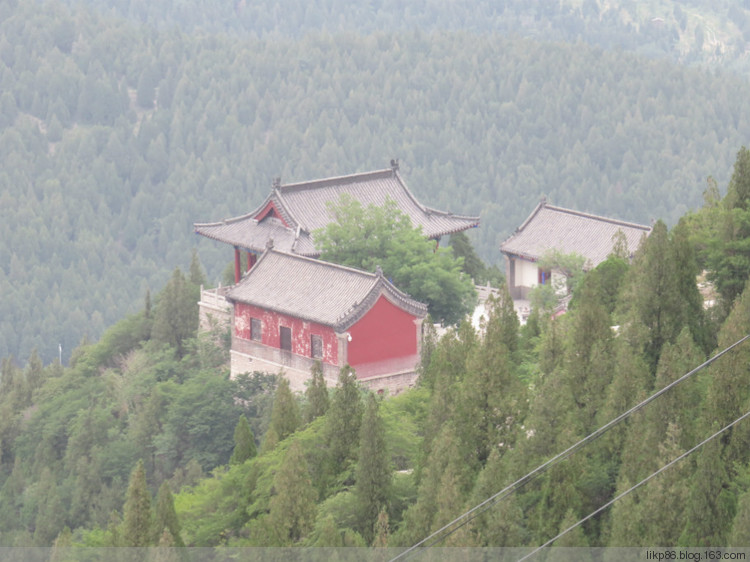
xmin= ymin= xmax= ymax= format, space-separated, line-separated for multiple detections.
xmin=266 ymin=441 xmax=316 ymax=545
xmin=354 ymin=394 xmax=391 ymax=543
xmin=230 ymin=414 xmax=256 ymax=465
xmin=265 ymin=376 xmax=300 ymax=448
xmin=325 ymin=366 xmax=363 ymax=471
xmin=122 ymin=460 xmax=153 ymax=547
xmin=304 ymin=361 xmax=329 ymax=423
xmin=154 ymin=481 xmax=183 ymax=547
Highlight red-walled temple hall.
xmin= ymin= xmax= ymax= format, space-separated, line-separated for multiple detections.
xmin=194 ymin=162 xmax=479 ymax=392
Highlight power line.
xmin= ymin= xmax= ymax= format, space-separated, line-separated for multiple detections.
xmin=390 ymin=333 xmax=750 ymax=561
xmin=518 ymin=407 xmax=750 ymax=561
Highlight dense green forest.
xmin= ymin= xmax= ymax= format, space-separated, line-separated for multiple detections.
xmin=48 ymin=0 xmax=750 ymax=74
xmin=5 ymin=148 xmax=750 ymax=552
xmin=4 ymin=0 xmax=750 ymax=363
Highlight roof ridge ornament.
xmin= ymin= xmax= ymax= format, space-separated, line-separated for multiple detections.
xmin=272 ymin=177 xmax=281 ymax=189
xmin=390 ymin=158 xmax=399 ymax=172
xmin=266 ymin=238 xmax=274 ymax=250
xmin=375 ymin=265 xmax=384 ymax=277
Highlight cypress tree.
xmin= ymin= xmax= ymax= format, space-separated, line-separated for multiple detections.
xmin=730 ymin=487 xmax=750 ymax=546
xmin=372 ymin=508 xmax=390 ymax=548
xmin=151 ymin=268 xmax=197 ymax=358
xmin=304 ymin=361 xmax=329 ymax=423
xmin=264 ymin=377 xmax=300 ymax=449
xmin=354 ymin=394 xmax=391 ymax=544
xmin=33 ymin=468 xmax=64 ymax=545
xmin=325 ymin=366 xmax=364 ymax=470
xmin=122 ymin=460 xmax=153 ymax=547
xmin=679 ymin=430 xmax=735 ymax=546
xmin=266 ymin=441 xmax=317 ymax=545
xmin=455 ymin=288 xmax=526 ymax=469
xmin=230 ymin=414 xmax=256 ymax=465
xmin=154 ymin=481 xmax=183 ymax=547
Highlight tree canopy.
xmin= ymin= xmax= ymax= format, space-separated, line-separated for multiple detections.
xmin=314 ymin=195 xmax=476 ymax=324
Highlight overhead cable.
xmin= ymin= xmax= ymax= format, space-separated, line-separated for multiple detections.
xmin=518 ymin=407 xmax=750 ymax=561
xmin=390 ymin=333 xmax=750 ymax=561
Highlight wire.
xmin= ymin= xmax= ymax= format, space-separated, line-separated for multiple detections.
xmin=389 ymin=333 xmax=750 ymax=562
xmin=517 ymin=407 xmax=750 ymax=561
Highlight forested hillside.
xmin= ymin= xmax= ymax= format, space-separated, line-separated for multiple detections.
xmin=4 ymin=0 xmax=750 ymax=364
xmin=6 ymin=150 xmax=750 ymax=551
xmin=50 ymin=0 xmax=750 ymax=74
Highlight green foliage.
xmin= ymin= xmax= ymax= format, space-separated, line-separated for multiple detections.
xmin=122 ymin=460 xmax=152 ymax=547
xmin=304 ymin=361 xmax=329 ymax=424
xmin=537 ymin=248 xmax=588 ymax=296
xmin=230 ymin=415 xmax=256 ymax=466
xmin=151 ymin=268 xmax=199 ymax=359
xmin=315 ymin=195 xmax=476 ymax=324
xmin=261 ymin=441 xmax=317 ymax=545
xmin=264 ymin=376 xmax=300 ymax=449
xmin=5 ymin=0 xmax=750 ymax=366
xmin=354 ymin=394 xmax=391 ymax=544
xmin=324 ymin=366 xmax=364 ymax=475
xmin=154 ymin=481 xmax=183 ymax=547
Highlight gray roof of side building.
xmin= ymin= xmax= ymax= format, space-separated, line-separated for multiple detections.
xmin=226 ymin=247 xmax=428 ymax=332
xmin=194 ymin=162 xmax=480 ymax=255
xmin=500 ymin=199 xmax=652 ymax=268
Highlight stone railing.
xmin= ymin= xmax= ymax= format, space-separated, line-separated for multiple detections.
xmin=198 ymin=285 xmax=233 ymax=333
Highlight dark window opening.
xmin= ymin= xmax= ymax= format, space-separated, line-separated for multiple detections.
xmin=250 ymin=318 xmax=262 ymax=342
xmin=538 ymin=268 xmax=551 ymax=285
xmin=280 ymin=326 xmax=292 ymax=351
xmin=311 ymin=334 xmax=323 ymax=359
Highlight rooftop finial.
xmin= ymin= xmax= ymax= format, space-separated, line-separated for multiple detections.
xmin=266 ymin=238 xmax=274 ymax=250
xmin=272 ymin=177 xmax=281 ymax=189
xmin=390 ymin=159 xmax=399 ymax=172
xmin=540 ymin=195 xmax=547 ymax=206
xmin=376 ymin=265 xmax=384 ymax=277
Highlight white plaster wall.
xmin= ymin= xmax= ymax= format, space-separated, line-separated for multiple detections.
xmin=517 ymin=259 xmax=540 ymax=288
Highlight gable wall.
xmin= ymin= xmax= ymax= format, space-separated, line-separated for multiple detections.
xmin=348 ymin=294 xmax=419 ymax=368
xmin=254 ymin=201 xmax=289 ymax=226
xmin=234 ymin=302 xmax=338 ymax=365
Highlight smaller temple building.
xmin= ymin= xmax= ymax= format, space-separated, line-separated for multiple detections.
xmin=224 ymin=245 xmax=428 ymax=393
xmin=501 ymin=198 xmax=652 ymax=301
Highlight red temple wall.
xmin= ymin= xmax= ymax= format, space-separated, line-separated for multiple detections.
xmin=347 ymin=295 xmax=418 ymax=367
xmin=234 ymin=302 xmax=338 ymax=365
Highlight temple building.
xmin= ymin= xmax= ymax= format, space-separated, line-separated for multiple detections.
xmin=501 ymin=198 xmax=651 ymax=302
xmin=195 ymin=161 xmax=479 ymax=392
xmin=225 ymin=245 xmax=427 ymax=392
xmin=194 ymin=160 xmax=480 ymax=283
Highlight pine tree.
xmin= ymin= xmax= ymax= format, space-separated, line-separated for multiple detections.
xmin=304 ymin=361 xmax=329 ymax=423
xmin=122 ymin=460 xmax=153 ymax=547
xmin=354 ymin=394 xmax=391 ymax=544
xmin=230 ymin=414 xmax=256 ymax=465
xmin=154 ymin=481 xmax=183 ymax=547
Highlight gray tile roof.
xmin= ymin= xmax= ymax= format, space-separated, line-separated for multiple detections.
xmin=226 ymin=248 xmax=428 ymax=331
xmin=194 ymin=163 xmax=480 ymax=255
xmin=194 ymin=214 xmax=318 ymax=256
xmin=500 ymin=200 xmax=651 ymax=268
